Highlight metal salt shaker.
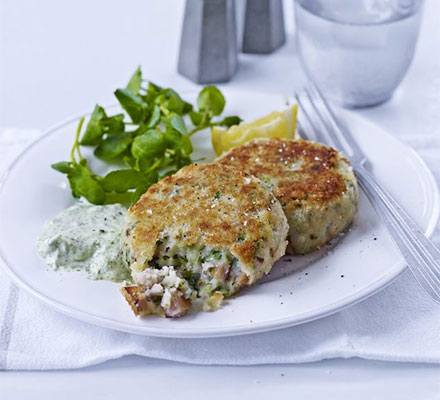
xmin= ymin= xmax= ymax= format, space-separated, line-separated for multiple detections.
xmin=178 ymin=0 xmax=238 ymax=84
xmin=242 ymin=0 xmax=286 ymax=54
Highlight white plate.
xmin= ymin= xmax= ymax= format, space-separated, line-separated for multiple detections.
xmin=0 ymin=90 xmax=438 ymax=338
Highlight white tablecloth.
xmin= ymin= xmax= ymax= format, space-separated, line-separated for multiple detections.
xmin=1 ymin=0 xmax=440 ymax=372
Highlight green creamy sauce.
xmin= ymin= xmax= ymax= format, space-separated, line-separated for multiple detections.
xmin=37 ymin=204 xmax=131 ymax=282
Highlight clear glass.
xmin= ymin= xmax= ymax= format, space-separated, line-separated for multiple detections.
xmin=294 ymin=0 xmax=424 ymax=108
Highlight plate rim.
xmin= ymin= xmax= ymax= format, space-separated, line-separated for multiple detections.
xmin=0 ymin=91 xmax=438 ymax=338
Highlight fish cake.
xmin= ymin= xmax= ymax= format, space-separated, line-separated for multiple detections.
xmin=122 ymin=163 xmax=288 ymax=317
xmin=217 ymin=138 xmax=358 ymax=254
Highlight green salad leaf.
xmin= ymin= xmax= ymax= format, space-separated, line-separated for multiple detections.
xmin=100 ymin=169 xmax=144 ymax=193
xmin=126 ymin=66 xmax=142 ymax=95
xmin=94 ymin=132 xmax=132 ymax=160
xmin=68 ymin=164 xmax=106 ymax=205
xmin=131 ymin=129 xmax=165 ymax=160
xmin=114 ymin=88 xmax=148 ymax=123
xmin=100 ymin=114 xmax=125 ymax=134
xmin=80 ymin=105 xmax=107 ymax=145
xmin=51 ymin=161 xmax=72 ymax=174
xmin=197 ymin=86 xmax=225 ymax=116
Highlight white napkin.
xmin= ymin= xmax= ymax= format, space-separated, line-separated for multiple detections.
xmin=1 ymin=128 xmax=440 ymax=370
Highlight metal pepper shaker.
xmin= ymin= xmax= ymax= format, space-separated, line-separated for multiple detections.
xmin=242 ymin=0 xmax=286 ymax=54
xmin=178 ymin=0 xmax=238 ymax=84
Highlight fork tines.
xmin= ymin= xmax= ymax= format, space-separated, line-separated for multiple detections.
xmin=295 ymin=85 xmax=362 ymax=163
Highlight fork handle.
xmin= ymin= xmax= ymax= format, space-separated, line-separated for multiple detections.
xmin=355 ymin=166 xmax=440 ymax=303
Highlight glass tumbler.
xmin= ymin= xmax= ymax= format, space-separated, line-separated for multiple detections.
xmin=294 ymin=0 xmax=424 ymax=108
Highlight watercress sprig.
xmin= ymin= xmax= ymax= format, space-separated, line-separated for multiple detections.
xmin=51 ymin=67 xmax=241 ymax=205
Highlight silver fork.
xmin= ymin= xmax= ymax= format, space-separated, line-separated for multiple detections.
xmin=295 ymin=84 xmax=440 ymax=304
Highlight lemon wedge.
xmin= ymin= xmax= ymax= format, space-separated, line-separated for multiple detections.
xmin=212 ymin=104 xmax=297 ymax=156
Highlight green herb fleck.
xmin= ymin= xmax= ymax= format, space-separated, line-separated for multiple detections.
xmin=212 ymin=250 xmax=222 ymax=261
xmin=237 ymin=234 xmax=245 ymax=242
xmin=184 ymin=271 xmax=201 ymax=289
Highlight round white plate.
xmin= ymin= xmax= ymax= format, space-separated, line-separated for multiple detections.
xmin=0 ymin=90 xmax=438 ymax=338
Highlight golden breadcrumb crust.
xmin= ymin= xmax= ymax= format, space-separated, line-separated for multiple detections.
xmin=125 ymin=163 xmax=284 ymax=269
xmin=218 ymin=138 xmax=349 ymax=213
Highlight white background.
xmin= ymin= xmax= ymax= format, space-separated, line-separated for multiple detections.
xmin=1 ymin=0 xmax=440 ymax=397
